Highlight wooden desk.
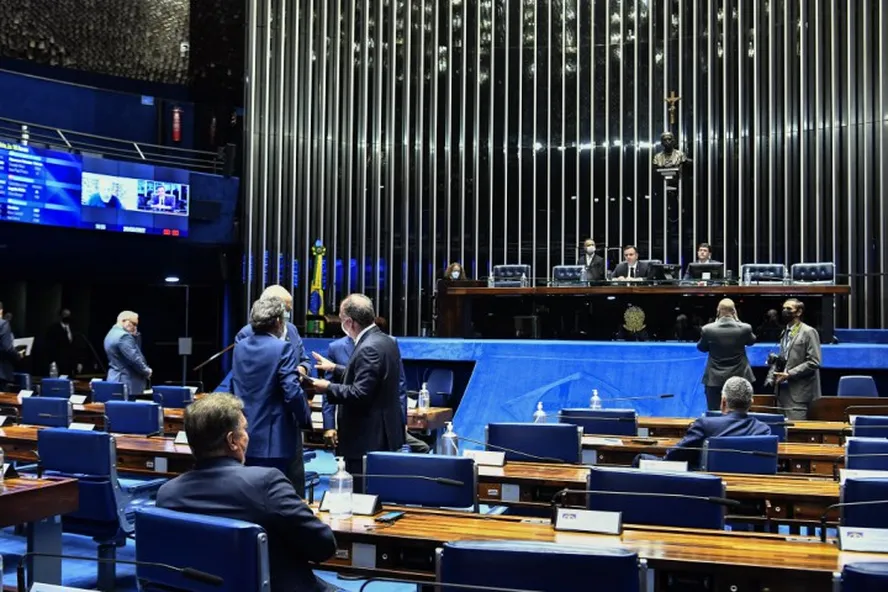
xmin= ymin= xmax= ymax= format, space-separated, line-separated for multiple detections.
xmin=308 ymin=400 xmax=453 ymax=432
xmin=640 ymin=416 xmax=849 ymax=445
xmin=317 ymin=505 xmax=870 ymax=591
xmin=582 ymin=435 xmax=845 ymax=476
xmin=1 ymin=477 xmax=79 ymax=585
xmin=809 ymin=396 xmax=888 ymax=421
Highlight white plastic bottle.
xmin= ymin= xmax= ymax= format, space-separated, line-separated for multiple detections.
xmin=487 ymin=272 xmax=495 ymax=288
xmin=520 ymin=272 xmax=528 ymax=287
xmin=418 ymin=382 xmax=430 ymax=410
xmin=49 ymin=362 xmax=59 ymax=378
xmin=327 ymin=457 xmax=353 ymax=519
xmin=438 ymin=422 xmax=459 ymax=456
xmin=532 ymin=401 xmax=547 ymax=423
xmin=590 ymin=389 xmax=602 ymax=410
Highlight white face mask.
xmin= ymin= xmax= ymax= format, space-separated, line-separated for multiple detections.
xmin=451 ymin=271 xmax=461 ymax=279
xmin=585 ymin=247 xmax=595 ymax=255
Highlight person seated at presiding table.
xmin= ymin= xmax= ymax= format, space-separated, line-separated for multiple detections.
xmin=633 ymin=377 xmax=771 ymax=470
xmin=157 ymin=393 xmax=341 ymax=592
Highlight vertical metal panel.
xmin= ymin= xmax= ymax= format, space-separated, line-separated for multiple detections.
xmin=373 ymin=0 xmax=384 ymax=302
xmin=706 ymin=0 xmax=713 ymax=250
xmin=752 ymin=0 xmax=759 ymax=263
xmin=590 ymin=0 xmax=596 ymax=239
xmin=317 ymin=0 xmax=328 ymax=247
xmin=692 ymin=0 xmax=699 ymax=252
xmin=503 ymin=0 xmax=509 ymax=266
xmin=358 ymin=0 xmax=370 ymax=291
xmin=331 ymin=0 xmax=343 ymax=305
xmin=415 ymin=0 xmax=426 ymax=333
xmin=386 ymin=0 xmax=397 ymax=323
xmin=768 ymin=0 xmax=776 ymax=262
xmin=518 ymin=1 xmax=524 ymax=266
xmin=604 ymin=0 xmax=610 ymax=252
xmin=617 ymin=0 xmax=624 ymax=252
xmin=488 ymin=0 xmax=495 ymax=275
xmin=444 ymin=0 xmax=453 ymax=267
xmin=633 ymin=0 xmax=639 ymax=248
xmin=648 ymin=0 xmax=653 ymax=252
xmin=430 ymin=0 xmax=439 ymax=280
xmin=880 ymin=0 xmax=887 ymax=326
xmin=302 ymin=0 xmax=315 ymax=303
xmin=289 ymin=0 xmax=302 ymax=295
xmin=783 ymin=0 xmax=789 ymax=266
xmin=830 ymin=0 xmax=837 ymax=279
xmin=737 ymin=0 xmax=743 ymax=271
xmin=662 ymin=0 xmax=669 ymax=263
xmin=242 ymin=0 xmax=260 ymax=307
xmin=532 ymin=0 xmax=538 ymax=283
xmin=798 ymin=0 xmax=806 ymax=261
xmin=846 ymin=1 xmax=854 ymax=325
xmin=273 ymin=0 xmax=287 ymax=284
xmin=474 ymin=0 xmax=481 ymax=276
xmin=575 ymin=0 xmax=581 ymax=252
xmin=677 ymin=0 xmax=682 ymax=262
xmin=862 ymin=0 xmax=870 ymax=325
xmin=459 ymin=0 xmax=468 ymax=271
xmin=814 ymin=0 xmax=821 ymax=261
xmin=401 ymin=0 xmax=411 ymax=333
xmin=344 ymin=0 xmax=356 ymax=297
xmin=721 ymin=0 xmax=728 ymax=271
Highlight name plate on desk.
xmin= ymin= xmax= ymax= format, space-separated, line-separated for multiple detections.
xmin=69 ymin=394 xmax=87 ymax=405
xmin=30 ymin=583 xmax=96 ymax=591
xmin=319 ymin=491 xmax=382 ymax=516
xmin=584 ymin=437 xmax=624 ymax=446
xmin=554 ymin=508 xmax=622 ymax=535
xmin=0 ymin=415 xmax=7 ymax=426
xmin=838 ymin=526 xmax=888 ymax=553
xmin=69 ymin=422 xmax=95 ymax=431
xmin=840 ymin=469 xmax=888 ymax=484
xmin=463 ymin=450 xmax=506 ymax=467
xmin=2 ymin=462 xmax=18 ymax=478
xmin=174 ymin=431 xmax=189 ymax=445
xmin=639 ymin=459 xmax=688 ymax=472
xmin=18 ymin=389 xmax=34 ymax=403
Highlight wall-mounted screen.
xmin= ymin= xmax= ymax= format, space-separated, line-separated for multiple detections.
xmin=0 ymin=142 xmax=81 ymax=227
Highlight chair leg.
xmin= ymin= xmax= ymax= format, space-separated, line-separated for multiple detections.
xmin=96 ymin=543 xmax=117 ymax=591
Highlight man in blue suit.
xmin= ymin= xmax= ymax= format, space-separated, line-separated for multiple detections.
xmin=232 ymin=296 xmax=312 ymax=496
xmin=104 ymin=311 xmax=152 ymax=395
xmin=216 ymin=285 xmax=312 ymax=393
xmin=634 ymin=377 xmax=771 ymax=470
xmin=157 ymin=393 xmax=340 ymax=592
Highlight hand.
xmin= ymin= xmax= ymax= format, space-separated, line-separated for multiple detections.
xmin=297 ymin=365 xmax=308 ymax=377
xmin=323 ymin=429 xmax=338 ymax=448
xmin=312 ymin=352 xmax=336 ymax=372
xmin=773 ymin=372 xmax=789 ymax=384
xmin=312 ymin=378 xmax=330 ymax=392
xmin=147 ymin=368 xmax=153 ymax=378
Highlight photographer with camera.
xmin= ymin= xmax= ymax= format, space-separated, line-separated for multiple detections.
xmin=765 ymin=298 xmax=822 ymax=419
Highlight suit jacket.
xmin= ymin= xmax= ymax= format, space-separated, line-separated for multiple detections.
xmin=42 ymin=322 xmax=76 ymax=376
xmin=104 ymin=325 xmax=150 ymax=395
xmin=697 ymin=317 xmax=756 ymax=387
xmin=577 ymin=253 xmax=606 ymax=281
xmin=611 ymin=260 xmax=650 ymax=280
xmin=321 ymin=335 xmax=408 ymax=430
xmin=767 ymin=322 xmax=822 ymax=403
xmin=156 ymin=457 xmax=337 ymax=592
xmin=326 ymin=326 xmax=406 ymax=458
xmin=665 ymin=411 xmax=772 ymax=470
xmin=683 ymin=259 xmax=723 ymax=280
xmin=216 ymin=321 xmax=312 ymax=392
xmin=232 ymin=332 xmax=312 ymax=459
xmin=0 ymin=319 xmax=17 ymax=384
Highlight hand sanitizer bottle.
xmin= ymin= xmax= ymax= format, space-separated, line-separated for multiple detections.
xmin=327 ymin=457 xmax=353 ymax=519
xmin=590 ymin=389 xmax=602 ymax=410
xmin=532 ymin=401 xmax=547 ymax=423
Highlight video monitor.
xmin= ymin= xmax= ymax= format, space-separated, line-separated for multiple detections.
xmin=687 ymin=262 xmax=725 ymax=281
xmin=0 ymin=142 xmax=81 ymax=228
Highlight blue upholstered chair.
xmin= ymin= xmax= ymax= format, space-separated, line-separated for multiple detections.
xmin=105 ymin=401 xmax=163 ymax=435
xmin=40 ymin=377 xmax=73 ymax=397
xmin=152 ymin=385 xmax=193 ymax=409
xmin=92 ymin=380 xmax=129 ymax=403
xmin=748 ymin=412 xmax=788 ymax=442
xmin=846 ymin=438 xmax=888 ymax=470
xmin=838 ymin=375 xmax=879 ymax=398
xmin=852 ymin=416 xmax=888 ymax=438
xmin=37 ymin=428 xmax=166 ymax=589
xmin=551 ymin=265 xmax=586 ymax=286
xmin=423 ymin=368 xmax=454 ymax=407
xmin=21 ymin=397 xmax=72 ymax=427
xmin=486 ymin=423 xmax=583 ymax=464
xmin=701 ymin=435 xmax=780 ymax=474
xmin=558 ymin=408 xmax=638 ymax=436
xmin=791 ymin=262 xmax=836 ymax=285
xmin=739 ymin=263 xmax=787 ymax=284
xmin=835 ymin=562 xmax=888 ymax=591
xmin=492 ymin=264 xmax=532 ymax=287
xmin=585 ymin=466 xmax=726 ymax=530
xmin=13 ymin=372 xmax=31 ymax=392
xmin=436 ymin=540 xmax=646 ymax=592
xmin=364 ymin=452 xmax=478 ymax=511
xmin=136 ymin=506 xmax=269 ymax=592
xmin=841 ymin=477 xmax=888 ymax=529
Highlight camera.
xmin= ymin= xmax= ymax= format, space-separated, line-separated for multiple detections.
xmin=767 ymin=352 xmax=787 ymax=372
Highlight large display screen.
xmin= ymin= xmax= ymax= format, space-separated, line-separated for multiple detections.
xmin=0 ymin=141 xmax=81 ymax=227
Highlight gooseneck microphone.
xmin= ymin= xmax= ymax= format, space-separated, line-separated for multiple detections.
xmin=549 ymin=488 xmax=742 ymax=523
xmin=455 ymin=434 xmax=570 ymax=464
xmin=16 ymin=552 xmax=223 ymax=591
xmin=348 ymin=473 xmax=465 ymax=487
xmin=818 ymin=499 xmax=888 ymax=543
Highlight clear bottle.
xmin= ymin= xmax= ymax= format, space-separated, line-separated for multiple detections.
xmin=783 ymin=267 xmax=791 ymax=285
xmin=0 ymin=446 xmax=4 ymax=485
xmin=438 ymin=421 xmax=459 ymax=456
xmin=532 ymin=401 xmax=547 ymax=423
xmin=520 ymin=272 xmax=528 ymax=287
xmin=49 ymin=362 xmax=59 ymax=378
xmin=590 ymin=389 xmax=602 ymax=410
xmin=742 ymin=268 xmax=750 ymax=286
xmin=418 ymin=382 xmax=430 ymax=410
xmin=487 ymin=273 xmax=495 ymax=288
xmin=580 ymin=266 xmax=588 ymax=283
xmin=327 ymin=457 xmax=353 ymax=519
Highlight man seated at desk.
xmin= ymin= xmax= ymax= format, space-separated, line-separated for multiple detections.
xmin=634 ymin=377 xmax=771 ymax=470
xmin=611 ymin=245 xmax=649 ymax=281
xmin=157 ymin=394 xmax=340 ymax=592
xmin=683 ymin=242 xmax=722 ymax=281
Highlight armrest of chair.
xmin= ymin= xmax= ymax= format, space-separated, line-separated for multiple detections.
xmin=119 ymin=476 xmax=168 ymax=497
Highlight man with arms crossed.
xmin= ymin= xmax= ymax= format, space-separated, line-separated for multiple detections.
xmin=697 ymin=298 xmax=756 ymax=410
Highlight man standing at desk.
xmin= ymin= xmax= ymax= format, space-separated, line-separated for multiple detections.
xmin=697 ymin=299 xmax=756 ymax=410
xmin=766 ymin=298 xmax=822 ymax=420
xmin=310 ymin=294 xmax=405 ymax=490
xmin=0 ymin=301 xmax=22 ymax=391
xmin=578 ymin=238 xmax=605 ymax=281
xmin=612 ymin=245 xmax=649 ymax=280
xmin=104 ymin=311 xmax=151 ymax=395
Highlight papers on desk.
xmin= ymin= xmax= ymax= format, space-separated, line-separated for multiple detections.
xmin=13 ymin=336 xmax=33 ymax=356
xmin=69 ymin=423 xmax=96 ymax=431
xmin=583 ymin=437 xmax=625 ymax=446
xmin=840 ymin=469 xmax=888 ymax=484
xmin=69 ymin=394 xmax=87 ymax=405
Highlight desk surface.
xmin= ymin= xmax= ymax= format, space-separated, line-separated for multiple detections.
xmin=444 ymin=284 xmax=851 ymax=296
xmin=582 ymin=435 xmax=845 ymax=461
xmin=0 ymin=477 xmax=79 ymax=528
xmin=639 ymin=416 xmax=849 ymax=435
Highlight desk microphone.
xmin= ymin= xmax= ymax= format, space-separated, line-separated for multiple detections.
xmin=557 ymin=414 xmax=637 ymax=422
xmin=748 ymin=405 xmax=809 ymax=413
xmin=456 ymin=434 xmax=571 ymax=464
xmin=818 ymin=499 xmax=888 ymax=543
xmin=608 ymin=394 xmax=675 ymax=402
xmin=348 ymin=473 xmax=465 ymax=487
xmin=549 ymin=488 xmax=742 ymax=523
xmin=359 ymin=576 xmax=542 ymax=592
xmin=16 ymin=552 xmax=223 ymax=591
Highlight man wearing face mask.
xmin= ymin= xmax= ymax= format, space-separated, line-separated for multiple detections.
xmin=577 ymin=238 xmax=605 ymax=281
xmin=310 ymin=294 xmax=405 ymax=491
xmin=232 ymin=296 xmax=313 ymax=494
xmin=104 ymin=311 xmax=152 ymax=395
xmin=765 ymin=298 xmax=822 ymax=420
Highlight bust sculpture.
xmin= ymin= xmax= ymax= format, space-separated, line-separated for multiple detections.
xmin=652 ymin=131 xmax=688 ymax=169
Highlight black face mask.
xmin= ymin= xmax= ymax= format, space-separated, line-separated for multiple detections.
xmin=780 ymin=310 xmax=795 ymax=324
xmin=62 ymin=316 xmax=72 ymax=325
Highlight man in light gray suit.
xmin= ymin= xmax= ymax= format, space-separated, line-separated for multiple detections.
xmin=104 ymin=310 xmax=152 ymax=395
xmin=766 ymin=298 xmax=822 ymax=420
xmin=697 ymin=299 xmax=757 ymax=410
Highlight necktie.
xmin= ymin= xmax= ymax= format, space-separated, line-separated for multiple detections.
xmin=629 ymin=266 xmax=635 ymax=278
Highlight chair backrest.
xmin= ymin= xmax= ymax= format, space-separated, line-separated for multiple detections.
xmin=739 ymin=263 xmax=787 ymax=283
xmin=847 ymin=438 xmax=888 ymax=470
xmin=92 ymin=380 xmax=129 ymax=403
xmin=839 ymin=562 xmax=888 ymax=591
xmin=136 ymin=506 xmax=270 ymax=592
xmin=364 ymin=452 xmax=478 ymax=511
xmin=586 ymin=466 xmax=726 ymax=529
xmin=841 ymin=478 xmax=888 ymax=529
xmin=13 ymin=372 xmax=31 ymax=391
xmin=152 ymin=385 xmax=193 ymax=409
xmin=486 ymin=423 xmax=583 ymax=464
xmin=791 ymin=262 xmax=835 ymax=285
xmin=492 ymin=264 xmax=531 ymax=286
xmin=558 ymin=408 xmax=638 ymax=436
xmin=853 ymin=416 xmax=888 ymax=438
xmin=22 ymin=397 xmax=73 ymax=427
xmin=423 ymin=368 xmax=454 ymax=408
xmin=702 ymin=435 xmax=780 ymax=474
xmin=839 ymin=376 xmax=879 ymax=398
xmin=105 ymin=401 xmax=163 ymax=435
xmin=40 ymin=378 xmax=73 ymax=397
xmin=437 ymin=540 xmax=643 ymax=592
xmin=748 ymin=412 xmax=788 ymax=442
xmin=552 ymin=265 xmax=585 ymax=284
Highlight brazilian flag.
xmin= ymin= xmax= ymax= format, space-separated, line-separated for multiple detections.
xmin=307 ymin=239 xmax=326 ymax=335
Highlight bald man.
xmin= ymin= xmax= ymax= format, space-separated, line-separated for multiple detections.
xmin=696 ymin=299 xmax=757 ymax=410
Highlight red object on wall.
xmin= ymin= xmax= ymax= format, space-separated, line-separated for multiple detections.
xmin=171 ymin=106 xmax=182 ymax=143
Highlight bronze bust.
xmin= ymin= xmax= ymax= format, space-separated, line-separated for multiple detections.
xmin=652 ymin=131 xmax=688 ymax=168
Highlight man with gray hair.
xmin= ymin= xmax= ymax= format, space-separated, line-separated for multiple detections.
xmin=697 ymin=298 xmax=756 ymax=410
xmin=104 ymin=310 xmax=152 ymax=395
xmin=232 ymin=296 xmax=313 ymax=495
xmin=156 ymin=394 xmax=340 ymax=592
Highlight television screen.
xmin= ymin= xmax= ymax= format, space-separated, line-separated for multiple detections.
xmin=0 ymin=142 xmax=82 ymax=228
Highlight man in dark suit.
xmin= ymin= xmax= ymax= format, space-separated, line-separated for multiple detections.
xmin=766 ymin=298 xmax=822 ymax=420
xmin=634 ymin=377 xmax=771 ymax=470
xmin=578 ymin=238 xmax=605 ymax=281
xmin=42 ymin=308 xmax=78 ymax=377
xmin=611 ymin=245 xmax=650 ymax=280
xmin=156 ymin=394 xmax=339 ymax=592
xmin=311 ymin=294 xmax=406 ymax=491
xmin=232 ymin=296 xmax=313 ymax=495
xmin=0 ymin=301 xmax=22 ymax=391
xmin=683 ymin=242 xmax=723 ymax=280
xmin=697 ymin=298 xmax=757 ymax=410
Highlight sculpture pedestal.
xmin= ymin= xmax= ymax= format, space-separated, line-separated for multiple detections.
xmin=655 ymin=166 xmax=681 ymax=181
